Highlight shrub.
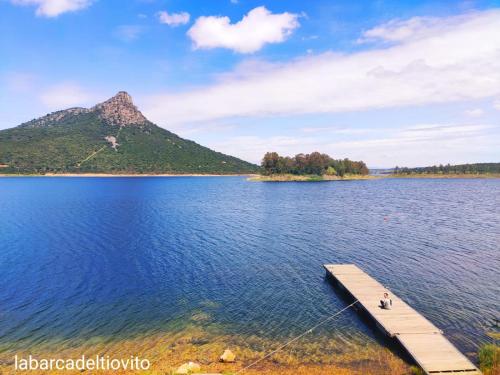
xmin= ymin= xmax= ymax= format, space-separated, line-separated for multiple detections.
xmin=479 ymin=344 xmax=499 ymax=374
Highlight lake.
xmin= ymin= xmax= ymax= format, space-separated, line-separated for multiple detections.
xmin=0 ymin=177 xmax=498 ymax=364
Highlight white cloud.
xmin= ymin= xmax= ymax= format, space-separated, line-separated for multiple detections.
xmin=493 ymin=99 xmax=500 ymax=110
xmin=301 ymin=126 xmax=373 ymax=135
xmin=173 ymin=122 xmax=235 ymax=136
xmin=358 ymin=16 xmax=449 ymax=44
xmin=114 ymin=25 xmax=144 ymax=42
xmin=11 ymin=0 xmax=92 ymax=17
xmin=187 ymin=6 xmax=300 ymax=53
xmin=143 ymin=9 xmax=500 ymax=126
xmin=464 ymin=108 xmax=484 ymax=117
xmin=209 ymin=123 xmax=497 ymax=166
xmin=40 ymin=83 xmax=93 ymax=110
xmin=211 ymin=135 xmax=314 ymax=164
xmin=157 ymin=11 xmax=190 ymax=27
xmin=326 ymin=124 xmax=497 ymax=167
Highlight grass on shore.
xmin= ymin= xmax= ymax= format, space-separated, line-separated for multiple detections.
xmin=248 ymin=174 xmax=376 ymax=182
xmin=479 ymin=343 xmax=500 ymax=375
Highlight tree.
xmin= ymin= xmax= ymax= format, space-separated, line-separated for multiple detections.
xmin=326 ymin=166 xmax=337 ymax=176
xmin=260 ymin=151 xmax=370 ymax=177
xmin=261 ymin=152 xmax=280 ymax=175
xmin=294 ymin=153 xmax=307 ymax=174
xmin=306 ymin=152 xmax=329 ymax=175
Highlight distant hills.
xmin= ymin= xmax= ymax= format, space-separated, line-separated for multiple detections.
xmin=0 ymin=92 xmax=258 ymax=175
xmin=393 ymin=163 xmax=500 ymax=175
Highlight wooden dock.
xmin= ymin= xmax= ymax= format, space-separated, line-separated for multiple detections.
xmin=324 ymin=264 xmax=481 ymax=375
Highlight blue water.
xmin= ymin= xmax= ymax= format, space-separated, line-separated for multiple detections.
xmin=0 ymin=177 xmax=498 ymax=357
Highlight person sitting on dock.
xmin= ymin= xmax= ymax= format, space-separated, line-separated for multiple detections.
xmin=380 ymin=292 xmax=392 ymax=309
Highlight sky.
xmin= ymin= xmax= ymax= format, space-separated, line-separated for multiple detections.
xmin=1 ymin=0 xmax=500 ymax=167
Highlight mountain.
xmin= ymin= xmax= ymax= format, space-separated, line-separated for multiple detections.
xmin=0 ymin=92 xmax=258 ymax=175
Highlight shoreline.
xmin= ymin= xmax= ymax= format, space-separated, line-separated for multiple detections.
xmin=250 ymin=173 xmax=500 ymax=182
xmin=248 ymin=174 xmax=377 ymax=182
xmin=1 ymin=173 xmax=499 ymax=179
xmin=0 ymin=325 xmax=409 ymax=375
xmin=0 ymin=173 xmax=259 ymax=178
xmin=386 ymin=173 xmax=500 ymax=179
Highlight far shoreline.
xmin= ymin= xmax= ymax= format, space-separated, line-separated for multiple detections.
xmin=0 ymin=173 xmax=259 ymax=178
xmin=387 ymin=173 xmax=500 ymax=179
xmin=249 ymin=173 xmax=500 ymax=182
xmin=1 ymin=173 xmax=499 ymax=179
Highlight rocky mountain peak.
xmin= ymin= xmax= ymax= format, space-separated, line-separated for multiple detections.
xmin=111 ymin=91 xmax=133 ymax=104
xmin=93 ymin=91 xmax=147 ymax=127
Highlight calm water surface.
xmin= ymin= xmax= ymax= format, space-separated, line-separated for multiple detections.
xmin=0 ymin=177 xmax=498 ymax=357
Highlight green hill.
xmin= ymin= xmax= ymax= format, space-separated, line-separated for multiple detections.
xmin=0 ymin=92 xmax=258 ymax=175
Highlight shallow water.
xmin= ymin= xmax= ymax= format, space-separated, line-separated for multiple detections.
xmin=0 ymin=177 xmax=498 ymax=358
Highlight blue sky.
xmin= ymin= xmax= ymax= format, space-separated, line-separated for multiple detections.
xmin=1 ymin=0 xmax=500 ymax=167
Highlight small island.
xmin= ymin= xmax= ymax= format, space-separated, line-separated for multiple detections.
xmin=249 ymin=151 xmax=372 ymax=181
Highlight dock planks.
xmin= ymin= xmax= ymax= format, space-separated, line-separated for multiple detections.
xmin=324 ymin=264 xmax=481 ymax=375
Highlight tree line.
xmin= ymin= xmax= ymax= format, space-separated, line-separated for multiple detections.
xmin=393 ymin=163 xmax=500 ymax=175
xmin=261 ymin=152 xmax=369 ymax=176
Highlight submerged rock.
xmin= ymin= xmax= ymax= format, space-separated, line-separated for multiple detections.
xmin=219 ymin=349 xmax=236 ymax=363
xmin=175 ymin=361 xmax=201 ymax=374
